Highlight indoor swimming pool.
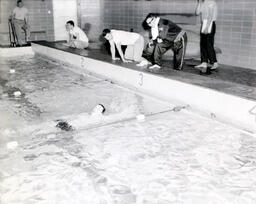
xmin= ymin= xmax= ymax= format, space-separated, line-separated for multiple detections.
xmin=0 ymin=54 xmax=256 ymax=204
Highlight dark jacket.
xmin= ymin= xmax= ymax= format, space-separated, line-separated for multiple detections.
xmin=158 ymin=18 xmax=182 ymax=42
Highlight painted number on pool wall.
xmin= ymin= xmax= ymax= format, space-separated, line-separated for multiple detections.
xmin=139 ymin=73 xmax=144 ymax=86
xmin=81 ymin=57 xmax=86 ymax=69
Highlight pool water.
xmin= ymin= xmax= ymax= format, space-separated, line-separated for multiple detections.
xmin=0 ymin=55 xmax=256 ymax=204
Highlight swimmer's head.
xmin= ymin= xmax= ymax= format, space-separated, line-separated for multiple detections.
xmin=91 ymin=104 xmax=106 ymax=116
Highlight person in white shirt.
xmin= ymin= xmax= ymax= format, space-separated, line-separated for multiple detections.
xmin=65 ymin=20 xmax=89 ymax=49
xmin=102 ymin=29 xmax=147 ymax=64
xmin=12 ymin=0 xmax=30 ymax=46
xmin=195 ymin=0 xmax=218 ymax=73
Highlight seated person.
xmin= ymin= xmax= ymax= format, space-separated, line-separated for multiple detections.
xmin=65 ymin=20 xmax=89 ymax=49
xmin=102 ymin=29 xmax=148 ymax=64
xmin=142 ymin=13 xmax=187 ymax=70
xmin=12 ymin=0 xmax=30 ymax=46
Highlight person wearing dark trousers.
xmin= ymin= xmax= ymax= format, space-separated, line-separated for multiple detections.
xmin=142 ymin=13 xmax=187 ymax=70
xmin=195 ymin=0 xmax=218 ymax=73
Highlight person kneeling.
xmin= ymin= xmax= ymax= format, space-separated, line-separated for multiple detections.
xmin=142 ymin=13 xmax=187 ymax=70
xmin=102 ymin=29 xmax=149 ymax=65
xmin=65 ymin=20 xmax=89 ymax=49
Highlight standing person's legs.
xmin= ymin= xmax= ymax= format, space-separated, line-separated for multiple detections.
xmin=23 ymin=23 xmax=31 ymax=42
xmin=13 ymin=19 xmax=26 ymax=45
xmin=200 ymin=33 xmax=208 ymax=63
xmin=207 ymin=22 xmax=218 ymax=66
xmin=173 ymin=33 xmax=187 ymax=70
xmin=195 ymin=32 xmax=208 ymax=70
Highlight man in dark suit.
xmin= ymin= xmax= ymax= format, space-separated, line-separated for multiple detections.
xmin=143 ymin=13 xmax=187 ymax=70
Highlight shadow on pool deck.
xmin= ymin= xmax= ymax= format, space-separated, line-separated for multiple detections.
xmin=34 ymin=41 xmax=256 ymax=102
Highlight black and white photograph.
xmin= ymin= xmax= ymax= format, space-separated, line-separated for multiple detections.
xmin=0 ymin=0 xmax=256 ymax=203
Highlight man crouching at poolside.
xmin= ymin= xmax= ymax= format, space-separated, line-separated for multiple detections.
xmin=102 ymin=29 xmax=149 ymax=65
xmin=65 ymin=20 xmax=89 ymax=49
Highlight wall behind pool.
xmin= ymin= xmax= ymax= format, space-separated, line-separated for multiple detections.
xmin=79 ymin=0 xmax=256 ymax=70
xmin=0 ymin=0 xmax=55 ymax=45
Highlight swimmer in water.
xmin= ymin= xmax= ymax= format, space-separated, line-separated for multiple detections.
xmin=56 ymin=104 xmax=106 ymax=131
xmin=90 ymin=104 xmax=106 ymax=116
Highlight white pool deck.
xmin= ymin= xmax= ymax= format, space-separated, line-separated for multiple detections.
xmin=26 ymin=43 xmax=256 ymax=134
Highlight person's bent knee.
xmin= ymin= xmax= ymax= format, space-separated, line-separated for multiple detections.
xmin=74 ymin=41 xmax=89 ymax=49
xmin=133 ymin=55 xmax=143 ymax=62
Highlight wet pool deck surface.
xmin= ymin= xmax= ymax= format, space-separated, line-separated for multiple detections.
xmin=35 ymin=41 xmax=256 ymax=102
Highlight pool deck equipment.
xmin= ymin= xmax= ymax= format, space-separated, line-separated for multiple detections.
xmin=25 ymin=41 xmax=256 ymax=133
